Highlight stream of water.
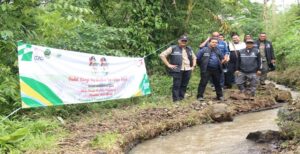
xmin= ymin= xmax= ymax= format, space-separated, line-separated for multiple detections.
xmin=130 ymin=82 xmax=299 ymax=154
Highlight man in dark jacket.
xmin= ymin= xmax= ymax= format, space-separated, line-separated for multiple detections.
xmin=196 ymin=38 xmax=226 ymax=101
xmin=199 ymin=32 xmax=229 ymax=88
xmin=236 ymin=39 xmax=262 ymax=96
xmin=160 ymin=35 xmax=196 ymax=102
xmin=254 ymin=32 xmax=276 ymax=85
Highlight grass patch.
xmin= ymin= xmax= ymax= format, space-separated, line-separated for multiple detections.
xmin=0 ymin=117 xmax=66 ymax=153
xmin=91 ymin=132 xmax=123 ymax=150
xmin=268 ymin=67 xmax=300 ymax=90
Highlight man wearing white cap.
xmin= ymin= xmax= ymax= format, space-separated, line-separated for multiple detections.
xmin=160 ymin=35 xmax=197 ymax=102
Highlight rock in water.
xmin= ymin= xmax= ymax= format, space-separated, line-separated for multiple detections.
xmin=275 ymin=91 xmax=292 ymax=103
xmin=246 ymin=130 xmax=283 ymax=143
xmin=208 ymin=103 xmax=233 ymax=122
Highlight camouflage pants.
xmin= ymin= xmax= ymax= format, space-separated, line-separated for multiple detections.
xmin=236 ymin=72 xmax=258 ymax=95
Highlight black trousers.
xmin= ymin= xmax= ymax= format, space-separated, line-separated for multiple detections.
xmin=170 ymin=70 xmax=192 ymax=102
xmin=224 ymin=62 xmax=236 ymax=88
xmin=197 ymin=69 xmax=223 ymax=98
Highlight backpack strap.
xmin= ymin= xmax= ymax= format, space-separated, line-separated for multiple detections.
xmin=230 ymin=42 xmax=238 ymax=58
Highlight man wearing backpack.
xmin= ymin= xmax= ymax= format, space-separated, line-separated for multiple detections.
xmin=160 ymin=35 xmax=197 ymax=102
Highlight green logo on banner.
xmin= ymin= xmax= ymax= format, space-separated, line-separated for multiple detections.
xmin=21 ymin=52 xmax=33 ymax=61
xmin=140 ymin=74 xmax=151 ymax=95
xmin=18 ymin=43 xmax=33 ymax=61
xmin=44 ymin=48 xmax=51 ymax=58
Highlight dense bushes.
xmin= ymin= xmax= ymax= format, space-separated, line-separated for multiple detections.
xmin=0 ymin=0 xmax=265 ymax=115
xmin=0 ymin=117 xmax=65 ymax=153
xmin=270 ymin=6 xmax=300 ymax=70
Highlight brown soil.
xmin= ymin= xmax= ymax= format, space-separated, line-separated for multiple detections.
xmin=55 ymin=83 xmax=290 ymax=154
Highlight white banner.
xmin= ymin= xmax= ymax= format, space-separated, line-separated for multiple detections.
xmin=17 ymin=42 xmax=151 ymax=108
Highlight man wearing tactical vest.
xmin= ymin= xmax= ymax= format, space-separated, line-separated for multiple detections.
xmin=160 ymin=35 xmax=197 ymax=102
xmin=254 ymin=32 xmax=276 ymax=85
xmin=235 ymin=39 xmax=262 ymax=96
xmin=196 ymin=38 xmax=226 ymax=101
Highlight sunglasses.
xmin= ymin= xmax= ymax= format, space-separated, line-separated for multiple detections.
xmin=181 ymin=40 xmax=188 ymax=42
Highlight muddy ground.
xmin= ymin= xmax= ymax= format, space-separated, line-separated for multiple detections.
xmin=53 ymin=83 xmax=292 ymax=154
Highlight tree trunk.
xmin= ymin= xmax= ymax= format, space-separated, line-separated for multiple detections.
xmin=184 ymin=0 xmax=196 ymax=32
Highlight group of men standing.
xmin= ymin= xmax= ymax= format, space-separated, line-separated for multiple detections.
xmin=160 ymin=32 xmax=276 ymax=102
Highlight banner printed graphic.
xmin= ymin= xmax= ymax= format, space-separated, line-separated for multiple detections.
xmin=17 ymin=42 xmax=151 ymax=108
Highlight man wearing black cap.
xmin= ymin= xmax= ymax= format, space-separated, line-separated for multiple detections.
xmin=160 ymin=35 xmax=197 ymax=102
xmin=235 ymin=39 xmax=262 ymax=96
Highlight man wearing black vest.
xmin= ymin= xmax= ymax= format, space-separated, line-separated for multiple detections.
xmin=236 ymin=39 xmax=262 ymax=96
xmin=160 ymin=35 xmax=196 ymax=102
xmin=254 ymin=32 xmax=276 ymax=85
xmin=196 ymin=38 xmax=226 ymax=101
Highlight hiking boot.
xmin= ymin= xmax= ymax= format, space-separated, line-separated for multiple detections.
xmin=224 ymin=85 xmax=232 ymax=89
xmin=238 ymin=90 xmax=245 ymax=94
xmin=217 ymin=97 xmax=225 ymax=101
xmin=197 ymin=97 xmax=205 ymax=101
xmin=173 ymin=99 xmax=180 ymax=103
xmin=260 ymin=81 xmax=266 ymax=85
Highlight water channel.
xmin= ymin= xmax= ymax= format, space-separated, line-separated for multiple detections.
xmin=130 ymin=82 xmax=299 ymax=154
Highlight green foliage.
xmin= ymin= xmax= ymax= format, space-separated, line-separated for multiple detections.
xmin=221 ymin=0 xmax=264 ymax=37
xmin=0 ymin=127 xmax=29 ymax=153
xmin=0 ymin=0 xmax=281 ymax=152
xmin=0 ymin=64 xmax=20 ymax=115
xmin=0 ymin=118 xmax=65 ymax=153
xmin=0 ymin=0 xmax=266 ymax=117
xmin=269 ymin=6 xmax=300 ymax=69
